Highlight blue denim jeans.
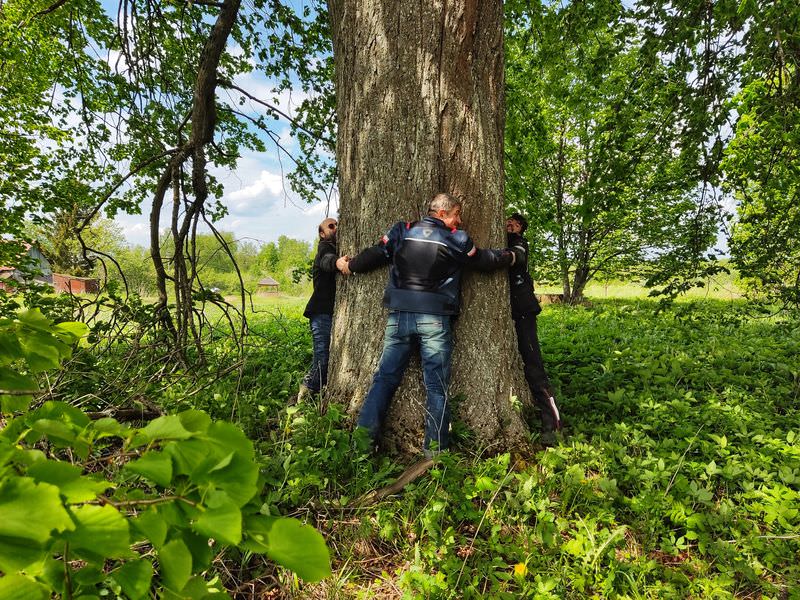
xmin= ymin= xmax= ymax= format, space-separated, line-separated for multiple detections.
xmin=302 ymin=313 xmax=332 ymax=392
xmin=357 ymin=311 xmax=453 ymax=452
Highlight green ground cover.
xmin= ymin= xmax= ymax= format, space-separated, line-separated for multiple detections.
xmin=8 ymin=292 xmax=797 ymax=598
xmin=239 ymin=298 xmax=799 ymax=598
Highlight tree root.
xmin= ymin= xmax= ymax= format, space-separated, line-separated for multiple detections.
xmin=348 ymin=458 xmax=435 ymax=508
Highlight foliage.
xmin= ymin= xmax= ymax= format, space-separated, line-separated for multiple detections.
xmin=0 ymin=309 xmax=331 ymax=597
xmin=12 ymin=290 xmax=798 ymax=597
xmin=107 ymin=233 xmax=314 ymax=298
xmin=0 ymin=0 xmax=333 ymax=359
xmin=248 ymin=299 xmax=799 ymax=598
xmin=635 ymin=0 xmax=800 ymax=305
xmin=725 ymin=71 xmax=800 ymax=307
xmin=505 ymin=0 xmax=721 ymax=303
xmin=26 ymin=209 xmax=125 ymax=277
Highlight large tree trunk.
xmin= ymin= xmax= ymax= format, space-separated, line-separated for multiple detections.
xmin=327 ymin=0 xmax=532 ymax=455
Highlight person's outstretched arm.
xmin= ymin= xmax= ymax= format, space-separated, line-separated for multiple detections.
xmin=449 ymin=229 xmax=519 ymax=272
xmin=345 ymin=221 xmax=404 ymax=274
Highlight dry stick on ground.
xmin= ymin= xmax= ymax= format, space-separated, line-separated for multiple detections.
xmin=347 ymin=458 xmax=435 ymax=508
xmin=85 ymin=407 xmax=163 ymax=422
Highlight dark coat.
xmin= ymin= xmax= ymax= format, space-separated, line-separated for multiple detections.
xmin=507 ymin=231 xmax=541 ymax=318
xmin=348 ymin=217 xmax=512 ymax=315
xmin=303 ymin=238 xmax=338 ymax=317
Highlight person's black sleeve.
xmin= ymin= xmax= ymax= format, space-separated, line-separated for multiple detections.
xmin=318 ymin=244 xmax=338 ymax=273
xmin=506 ymin=232 xmax=528 ymax=266
xmin=348 ymin=245 xmax=391 ymax=273
xmin=468 ymin=248 xmax=514 ymax=272
xmin=450 ymin=229 xmax=514 ymax=272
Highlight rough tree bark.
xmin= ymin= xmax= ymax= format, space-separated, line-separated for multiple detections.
xmin=327 ymin=0 xmax=532 ymax=455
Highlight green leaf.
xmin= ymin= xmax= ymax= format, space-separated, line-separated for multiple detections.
xmin=175 ymin=575 xmax=228 ymax=599
xmin=52 ymin=321 xmax=89 ymax=341
xmin=18 ymin=331 xmax=64 ymax=372
xmin=206 ymin=421 xmax=253 ymax=457
xmin=91 ymin=417 xmax=123 ymax=436
xmin=131 ymin=508 xmax=168 ymax=549
xmin=0 ymin=366 xmax=36 ymax=413
xmin=0 ymin=331 xmax=24 ymax=365
xmin=178 ymin=410 xmax=212 ymax=433
xmin=125 ymin=451 xmax=173 ymax=487
xmin=27 ymin=460 xmax=110 ymax=503
xmin=0 ymin=536 xmax=48 ymax=573
xmin=63 ymin=504 xmax=131 ymax=559
xmin=29 ymin=418 xmax=78 ymax=444
xmin=16 ymin=309 xmax=53 ymax=332
xmin=0 ymin=366 xmax=34 ymax=392
xmin=182 ymin=531 xmax=215 ymax=571
xmin=112 ymin=559 xmax=153 ymax=600
xmin=29 ymin=401 xmax=89 ymax=428
xmin=165 ymin=439 xmax=211 ymax=476
xmin=193 ymin=493 xmax=241 ymax=545
xmin=0 ymin=392 xmax=33 ymax=414
xmin=244 ymin=516 xmax=330 ymax=582
xmin=159 ymin=538 xmax=193 ymax=592
xmin=73 ymin=564 xmax=104 ymax=585
xmin=141 ymin=415 xmax=193 ymax=442
xmin=0 ymin=477 xmax=74 ymax=543
xmin=0 ymin=574 xmax=50 ymax=600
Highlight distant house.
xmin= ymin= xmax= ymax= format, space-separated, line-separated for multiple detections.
xmin=257 ymin=276 xmax=280 ymax=294
xmin=0 ymin=243 xmax=53 ymax=292
xmin=52 ymin=273 xmax=100 ymax=295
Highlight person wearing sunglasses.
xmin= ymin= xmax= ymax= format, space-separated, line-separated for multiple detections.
xmin=298 ymin=217 xmax=341 ymax=402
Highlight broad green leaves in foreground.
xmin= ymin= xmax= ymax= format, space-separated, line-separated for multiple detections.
xmin=0 ymin=311 xmax=330 ymax=598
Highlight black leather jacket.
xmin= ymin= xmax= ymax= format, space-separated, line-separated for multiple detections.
xmin=507 ymin=231 xmax=541 ymax=318
xmin=349 ymin=217 xmax=513 ymax=315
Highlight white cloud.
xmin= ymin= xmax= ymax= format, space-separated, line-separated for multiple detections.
xmin=229 ymin=169 xmax=284 ymax=202
xmin=116 ymin=154 xmax=338 ymax=248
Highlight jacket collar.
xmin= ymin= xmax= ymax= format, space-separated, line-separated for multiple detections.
xmin=422 ymin=216 xmax=448 ymax=228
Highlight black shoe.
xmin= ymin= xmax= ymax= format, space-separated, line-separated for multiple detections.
xmin=540 ymin=430 xmax=558 ymax=448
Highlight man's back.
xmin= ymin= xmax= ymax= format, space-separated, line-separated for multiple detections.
xmin=349 ymin=216 xmax=513 ymax=315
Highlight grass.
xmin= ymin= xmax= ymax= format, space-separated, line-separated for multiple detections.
xmin=41 ymin=284 xmax=798 ymax=597
xmin=232 ymin=295 xmax=799 ymax=599
xmin=536 ymin=272 xmax=745 ymax=301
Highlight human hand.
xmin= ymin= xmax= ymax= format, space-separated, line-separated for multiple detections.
xmin=336 ymin=255 xmax=352 ymax=275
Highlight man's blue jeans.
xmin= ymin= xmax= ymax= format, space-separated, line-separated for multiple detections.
xmin=357 ymin=311 xmax=453 ymax=452
xmin=302 ymin=313 xmax=332 ymax=393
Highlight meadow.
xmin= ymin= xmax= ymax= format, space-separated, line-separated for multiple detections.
xmin=4 ymin=283 xmax=798 ymax=599
xmin=174 ymin=286 xmax=799 ymax=599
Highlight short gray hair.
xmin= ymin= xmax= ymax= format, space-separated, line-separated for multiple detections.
xmin=428 ymin=193 xmax=461 ymax=214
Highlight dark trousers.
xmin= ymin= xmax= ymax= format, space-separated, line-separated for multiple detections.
xmin=513 ymin=312 xmax=561 ymax=433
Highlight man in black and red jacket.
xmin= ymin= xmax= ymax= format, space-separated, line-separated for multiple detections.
xmin=338 ymin=193 xmax=519 ymax=456
xmin=506 ymin=213 xmax=562 ymax=445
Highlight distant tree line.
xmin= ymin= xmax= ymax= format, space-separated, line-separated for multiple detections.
xmin=24 ymin=213 xmax=315 ymax=298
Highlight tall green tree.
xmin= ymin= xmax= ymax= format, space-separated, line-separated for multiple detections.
xmin=1 ymin=0 xmax=334 ymax=354
xmin=635 ymin=0 xmax=800 ymax=304
xmin=505 ymin=0 xmax=718 ymax=303
xmin=722 ymin=5 xmax=800 ymax=306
